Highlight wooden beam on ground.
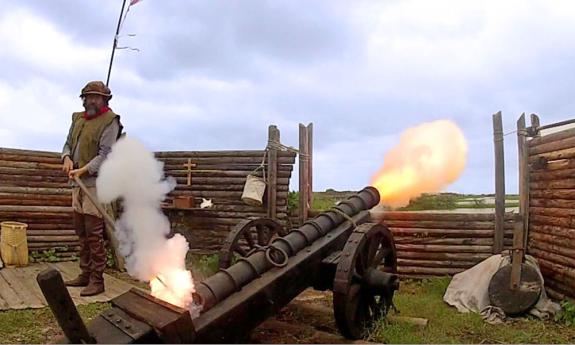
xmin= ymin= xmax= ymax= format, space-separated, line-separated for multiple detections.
xmin=36 ymin=268 xmax=95 ymax=344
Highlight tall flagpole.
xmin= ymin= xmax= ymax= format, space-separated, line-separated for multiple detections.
xmin=106 ymin=0 xmax=128 ymax=87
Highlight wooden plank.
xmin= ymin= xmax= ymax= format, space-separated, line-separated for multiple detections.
xmin=390 ymin=227 xmax=494 ymax=237
xmin=0 ymin=147 xmax=61 ymax=158
xmin=112 ymin=289 xmax=194 ymax=343
xmin=530 ymin=158 xmax=575 ymax=172
xmin=155 ymin=150 xmax=296 ymax=158
xmin=395 ymin=251 xmax=492 ymax=261
xmin=530 ymin=206 xmax=575 ymax=217
xmin=394 ymin=237 xmax=494 ymax=246
xmin=510 ymin=216 xmax=524 ymax=289
xmin=0 ymin=206 xmax=72 ymax=213
xmin=299 ymin=124 xmax=309 ymax=225
xmin=530 ymin=136 xmax=575 ymax=156
xmin=395 ymin=244 xmax=493 ymax=253
xmin=530 ymin=214 xmax=575 ymax=228
xmin=307 ymin=123 xmax=313 ymax=210
xmin=36 ymin=268 xmax=95 ymax=343
xmin=398 ymin=266 xmax=465 ymax=275
xmin=166 ymin=169 xmax=293 ymax=178
xmin=530 ymin=179 xmax=575 ymax=190
xmin=529 ymin=146 xmax=575 ymax=164
xmin=529 ymin=127 xmax=575 ymax=147
xmin=0 ymin=153 xmax=61 ymax=164
xmin=0 ymin=186 xmax=71 ymax=195
xmin=397 ymin=258 xmax=481 ymax=268
xmin=517 ymin=114 xmax=530 ymax=251
xmin=159 ymin=156 xmax=296 ymax=165
xmin=7 ymin=264 xmax=48 ymax=306
xmin=0 ymin=269 xmax=31 ymax=309
xmin=530 ymin=198 xmax=575 ymax=209
xmin=529 ymin=223 xmax=575 ymax=239
xmin=375 ymin=212 xmax=510 ymax=221
xmin=528 ymin=247 xmax=575 ymax=269
xmin=493 ymin=111 xmax=505 ymax=253
xmin=530 ymin=189 xmax=575 ymax=200
xmin=382 ymin=220 xmax=510 ymax=230
xmin=267 ymin=125 xmax=279 ymax=220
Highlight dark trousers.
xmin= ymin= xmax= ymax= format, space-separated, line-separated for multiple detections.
xmin=73 ymin=212 xmax=106 ymax=285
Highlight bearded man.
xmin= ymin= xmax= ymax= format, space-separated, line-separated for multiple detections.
xmin=61 ymin=81 xmax=123 ymax=296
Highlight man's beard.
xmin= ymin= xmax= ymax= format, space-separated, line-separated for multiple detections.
xmin=84 ymin=105 xmax=99 ymax=117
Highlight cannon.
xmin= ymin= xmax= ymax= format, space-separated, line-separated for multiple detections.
xmin=37 ymin=186 xmax=398 ymax=343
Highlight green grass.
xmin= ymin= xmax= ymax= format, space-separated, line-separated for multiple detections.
xmin=186 ymin=253 xmax=220 ymax=281
xmin=368 ymin=278 xmax=575 ymax=344
xmin=293 ymin=191 xmax=521 ymax=213
xmin=398 ymin=194 xmax=459 ymax=211
xmin=0 ymin=303 xmax=109 ymax=344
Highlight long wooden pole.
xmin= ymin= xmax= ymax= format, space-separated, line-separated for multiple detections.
xmin=517 ymin=113 xmax=530 ymax=251
xmin=73 ymin=176 xmax=125 ymax=271
xmin=299 ymin=124 xmax=309 ymax=225
xmin=492 ymin=111 xmax=505 ymax=253
xmin=106 ymin=0 xmax=128 ymax=86
xmin=267 ymin=126 xmax=279 ymax=220
xmin=307 ymin=123 xmax=313 ymax=209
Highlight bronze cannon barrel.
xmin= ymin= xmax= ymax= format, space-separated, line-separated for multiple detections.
xmin=193 ymin=186 xmax=380 ymax=312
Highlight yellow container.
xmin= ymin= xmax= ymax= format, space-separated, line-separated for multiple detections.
xmin=1 ymin=221 xmax=29 ymax=267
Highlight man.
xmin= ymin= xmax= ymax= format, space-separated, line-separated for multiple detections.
xmin=61 ymin=81 xmax=123 ymax=296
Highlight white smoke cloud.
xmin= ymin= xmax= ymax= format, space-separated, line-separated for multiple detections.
xmin=96 ymin=136 xmax=195 ymax=308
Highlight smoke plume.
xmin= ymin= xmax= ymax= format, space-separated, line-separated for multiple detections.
xmin=96 ymin=136 xmax=195 ymax=309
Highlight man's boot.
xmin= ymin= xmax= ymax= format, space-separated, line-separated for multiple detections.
xmin=81 ymin=214 xmax=106 ymax=296
xmin=65 ymin=212 xmax=91 ymax=287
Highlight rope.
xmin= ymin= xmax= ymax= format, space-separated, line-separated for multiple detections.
xmin=267 ymin=140 xmax=311 ymax=158
xmin=329 ymin=207 xmax=358 ymax=229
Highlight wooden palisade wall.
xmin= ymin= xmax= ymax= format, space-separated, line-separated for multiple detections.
xmin=374 ymin=211 xmax=515 ymax=276
xmin=0 ymin=148 xmax=77 ymax=260
xmin=527 ymin=120 xmax=575 ymax=300
xmin=0 ymin=146 xmax=296 ymax=258
xmin=158 ymin=149 xmax=295 ymax=254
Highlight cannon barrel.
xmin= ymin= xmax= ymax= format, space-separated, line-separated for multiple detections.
xmin=193 ymin=186 xmax=380 ymax=311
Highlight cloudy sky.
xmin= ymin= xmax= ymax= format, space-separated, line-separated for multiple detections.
xmin=1 ymin=0 xmax=574 ymax=194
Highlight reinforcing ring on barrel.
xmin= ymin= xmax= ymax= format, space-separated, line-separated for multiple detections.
xmin=265 ymin=246 xmax=288 ymax=268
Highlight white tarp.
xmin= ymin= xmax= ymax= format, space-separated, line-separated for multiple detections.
xmin=443 ymin=253 xmax=561 ymax=324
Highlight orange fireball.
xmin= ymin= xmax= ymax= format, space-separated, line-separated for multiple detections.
xmin=371 ymin=120 xmax=467 ymax=207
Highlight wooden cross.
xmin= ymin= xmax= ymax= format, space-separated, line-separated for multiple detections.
xmin=183 ymin=158 xmax=197 ymax=186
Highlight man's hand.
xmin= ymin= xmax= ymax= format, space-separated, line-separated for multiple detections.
xmin=62 ymin=156 xmax=73 ymax=174
xmin=68 ymin=166 xmax=89 ymax=180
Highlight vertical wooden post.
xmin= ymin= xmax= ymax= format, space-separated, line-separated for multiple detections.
xmin=307 ymin=123 xmax=313 ymax=210
xmin=267 ymin=125 xmax=279 ymax=220
xmin=299 ymin=124 xmax=310 ymax=225
xmin=493 ymin=111 xmax=505 ymax=254
xmin=510 ymin=213 xmax=524 ymax=289
xmin=530 ymin=113 xmax=540 ymax=138
xmin=517 ymin=113 xmax=530 ymax=252
xmin=37 ymin=269 xmax=95 ymax=343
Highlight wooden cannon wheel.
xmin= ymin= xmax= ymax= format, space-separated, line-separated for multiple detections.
xmin=218 ymin=217 xmax=287 ymax=269
xmin=333 ymin=223 xmax=398 ymax=339
xmin=488 ymin=263 xmax=542 ymax=316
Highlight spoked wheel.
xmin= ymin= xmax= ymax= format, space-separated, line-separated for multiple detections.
xmin=218 ymin=218 xmax=287 ymax=269
xmin=333 ymin=222 xmax=398 ymax=339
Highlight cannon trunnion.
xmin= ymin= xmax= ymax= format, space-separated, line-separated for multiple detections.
xmin=39 ymin=186 xmax=398 ymax=343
